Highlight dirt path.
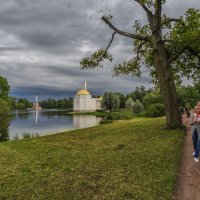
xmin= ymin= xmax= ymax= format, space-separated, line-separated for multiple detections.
xmin=173 ymin=114 xmax=200 ymax=200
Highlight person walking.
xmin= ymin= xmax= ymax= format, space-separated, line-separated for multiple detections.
xmin=190 ymin=106 xmax=198 ymax=158
xmin=192 ymin=102 xmax=200 ymax=162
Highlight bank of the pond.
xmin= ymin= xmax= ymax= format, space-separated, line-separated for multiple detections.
xmin=71 ymin=111 xmax=136 ymax=120
xmin=0 ymin=117 xmax=184 ymax=200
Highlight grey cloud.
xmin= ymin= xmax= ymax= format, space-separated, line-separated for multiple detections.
xmin=0 ymin=0 xmax=198 ymax=100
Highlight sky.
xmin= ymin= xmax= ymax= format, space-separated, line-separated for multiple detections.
xmin=0 ymin=0 xmax=199 ymax=101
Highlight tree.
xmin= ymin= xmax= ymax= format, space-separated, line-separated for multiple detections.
xmin=0 ymin=76 xmax=10 ymax=100
xmin=132 ymin=99 xmax=144 ymax=114
xmin=115 ymin=93 xmax=126 ymax=109
xmin=125 ymin=97 xmax=134 ymax=111
xmin=145 ymin=103 xmax=165 ymax=117
xmin=143 ymin=90 xmax=164 ymax=108
xmin=81 ymin=1 xmax=200 ymax=129
xmin=18 ymin=98 xmax=32 ymax=108
xmin=0 ymin=98 xmax=10 ymax=114
xmin=177 ymin=86 xmax=200 ymax=108
xmin=15 ymin=103 xmax=26 ymax=110
xmin=102 ymin=92 xmax=120 ymax=112
xmin=0 ymin=76 xmax=11 ymax=114
xmin=0 ymin=115 xmax=12 ymax=142
xmin=126 ymin=86 xmax=151 ymax=102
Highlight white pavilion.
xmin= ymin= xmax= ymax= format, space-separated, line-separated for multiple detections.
xmin=73 ymin=81 xmax=102 ymax=112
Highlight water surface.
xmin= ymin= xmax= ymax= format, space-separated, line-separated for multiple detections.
xmin=0 ymin=110 xmax=102 ymax=141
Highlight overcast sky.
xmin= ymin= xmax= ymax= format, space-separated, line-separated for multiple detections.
xmin=0 ymin=0 xmax=199 ymax=100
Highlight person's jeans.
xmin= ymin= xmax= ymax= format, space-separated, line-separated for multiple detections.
xmin=194 ymin=139 xmax=200 ymax=158
xmin=194 ymin=125 xmax=200 ymax=158
xmin=192 ymin=128 xmax=198 ymax=152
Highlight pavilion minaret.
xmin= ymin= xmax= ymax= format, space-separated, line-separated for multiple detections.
xmin=84 ymin=80 xmax=87 ymax=90
xmin=36 ymin=96 xmax=38 ymax=104
xmin=33 ymin=96 xmax=42 ymax=110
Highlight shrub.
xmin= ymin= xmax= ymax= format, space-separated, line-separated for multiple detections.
xmin=145 ymin=103 xmax=166 ymax=117
xmin=96 ymin=109 xmax=104 ymax=112
xmin=125 ymin=98 xmax=134 ymax=111
xmin=143 ymin=92 xmax=164 ymax=108
xmin=133 ymin=99 xmax=144 ymax=114
xmin=15 ymin=103 xmax=26 ymax=110
xmin=0 ymin=98 xmax=10 ymax=114
xmin=100 ymin=120 xmax=113 ymax=124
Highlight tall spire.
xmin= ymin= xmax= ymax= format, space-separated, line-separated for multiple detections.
xmin=84 ymin=80 xmax=87 ymax=90
xmin=36 ymin=96 xmax=38 ymax=103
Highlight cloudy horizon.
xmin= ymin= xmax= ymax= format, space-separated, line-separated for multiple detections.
xmin=0 ymin=0 xmax=199 ymax=101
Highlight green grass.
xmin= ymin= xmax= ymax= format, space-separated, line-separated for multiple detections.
xmin=73 ymin=111 xmax=136 ymax=120
xmin=0 ymin=117 xmax=184 ymax=200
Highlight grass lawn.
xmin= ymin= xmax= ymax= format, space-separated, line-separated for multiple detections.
xmin=71 ymin=111 xmax=136 ymax=118
xmin=0 ymin=117 xmax=184 ymax=200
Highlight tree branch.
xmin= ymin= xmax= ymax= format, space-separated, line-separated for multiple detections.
xmin=167 ymin=46 xmax=187 ymax=65
xmin=155 ymin=0 xmax=162 ymax=29
xmin=161 ymin=18 xmax=181 ymax=26
xmin=102 ymin=16 xmax=148 ymax=41
xmin=168 ymin=45 xmax=200 ymax=65
xmin=186 ymin=47 xmax=200 ymax=60
xmin=135 ymin=41 xmax=147 ymax=62
xmin=104 ymin=32 xmax=116 ymax=56
xmin=133 ymin=0 xmax=153 ymax=18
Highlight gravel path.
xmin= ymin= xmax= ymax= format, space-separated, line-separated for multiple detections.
xmin=173 ymin=114 xmax=200 ymax=200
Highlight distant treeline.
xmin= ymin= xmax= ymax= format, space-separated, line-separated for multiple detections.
xmin=40 ymin=98 xmax=73 ymax=110
xmin=101 ymin=85 xmax=200 ymax=117
xmin=1 ymin=74 xmax=200 ymax=115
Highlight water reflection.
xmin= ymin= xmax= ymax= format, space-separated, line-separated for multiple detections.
xmin=16 ymin=111 xmax=29 ymax=119
xmin=0 ymin=110 xmax=102 ymax=141
xmin=73 ymin=115 xmax=101 ymax=129
xmin=35 ymin=110 xmax=38 ymax=125
xmin=0 ymin=114 xmax=12 ymax=142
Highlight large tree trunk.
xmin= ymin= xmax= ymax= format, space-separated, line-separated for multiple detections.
xmin=153 ymin=41 xmax=182 ymax=129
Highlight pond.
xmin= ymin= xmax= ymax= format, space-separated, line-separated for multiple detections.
xmin=0 ymin=110 xmax=102 ymax=142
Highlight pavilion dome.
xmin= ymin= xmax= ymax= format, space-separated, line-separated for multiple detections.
xmin=76 ymin=89 xmax=90 ymax=95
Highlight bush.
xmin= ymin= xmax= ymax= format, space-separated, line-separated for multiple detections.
xmin=145 ymin=103 xmax=166 ymax=118
xmin=15 ymin=103 xmax=26 ymax=110
xmin=143 ymin=92 xmax=164 ymax=108
xmin=102 ymin=92 xmax=120 ymax=112
xmin=96 ymin=109 xmax=104 ymax=112
xmin=100 ymin=120 xmax=113 ymax=124
xmin=133 ymin=99 xmax=144 ymax=114
xmin=0 ymin=98 xmax=10 ymax=114
xmin=125 ymin=98 xmax=134 ymax=111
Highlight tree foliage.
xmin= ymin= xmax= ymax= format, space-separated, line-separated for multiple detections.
xmin=143 ymin=90 xmax=164 ymax=108
xmin=0 ymin=115 xmax=12 ymax=142
xmin=125 ymin=97 xmax=134 ymax=111
xmin=126 ymin=86 xmax=151 ymax=102
xmin=133 ymin=99 xmax=144 ymax=114
xmin=102 ymin=92 xmax=120 ymax=112
xmin=81 ymin=0 xmax=200 ymax=128
xmin=40 ymin=98 xmax=73 ymax=110
xmin=17 ymin=98 xmax=32 ymax=108
xmin=0 ymin=76 xmax=11 ymax=114
xmin=177 ymin=86 xmax=200 ymax=108
xmin=0 ymin=76 xmax=10 ymax=100
xmin=145 ymin=103 xmax=165 ymax=117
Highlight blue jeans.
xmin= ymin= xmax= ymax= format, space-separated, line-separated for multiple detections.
xmin=192 ymin=123 xmax=200 ymax=158
xmin=194 ymin=139 xmax=200 ymax=158
xmin=192 ymin=128 xmax=198 ymax=152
